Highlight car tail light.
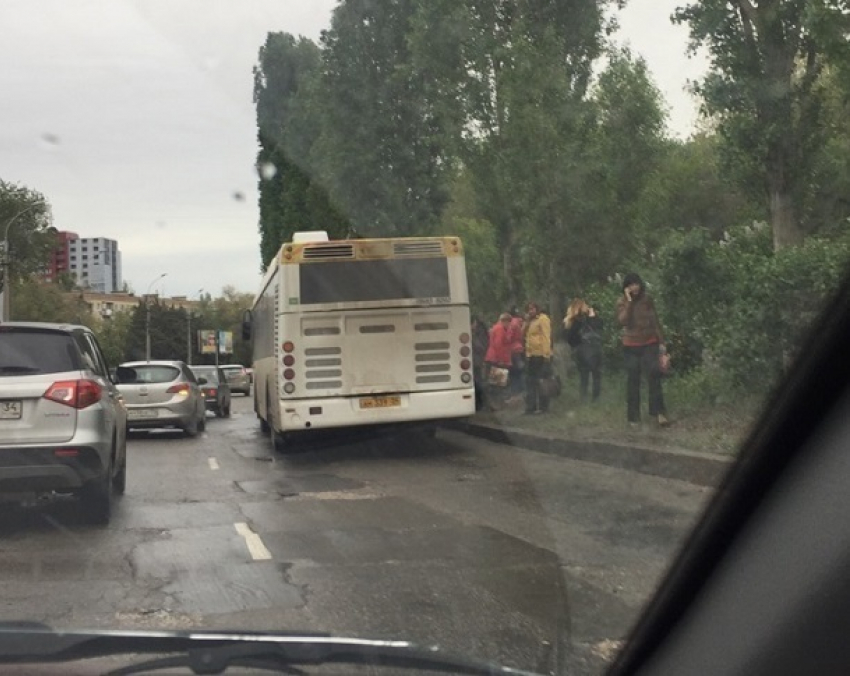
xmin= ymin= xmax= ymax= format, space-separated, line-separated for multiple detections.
xmin=54 ymin=448 xmax=80 ymax=458
xmin=167 ymin=383 xmax=191 ymax=397
xmin=207 ymin=388 xmax=218 ymax=396
xmin=44 ymin=380 xmax=102 ymax=409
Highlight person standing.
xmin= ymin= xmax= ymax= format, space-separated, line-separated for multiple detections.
xmin=507 ymin=308 xmax=526 ymax=401
xmin=484 ymin=313 xmax=513 ymax=405
xmin=524 ymin=302 xmax=552 ymax=414
xmin=616 ymin=273 xmax=669 ymax=427
xmin=564 ymin=299 xmax=603 ymax=402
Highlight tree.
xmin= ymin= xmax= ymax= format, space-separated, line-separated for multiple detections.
xmin=0 ymin=180 xmax=53 ymax=295
xmin=254 ymin=33 xmax=350 ymax=269
xmin=674 ymin=0 xmax=850 ymax=249
xmin=311 ymin=0 xmax=456 ymax=238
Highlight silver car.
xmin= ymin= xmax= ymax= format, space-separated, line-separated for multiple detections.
xmin=0 ymin=322 xmax=127 ymax=524
xmin=116 ymin=361 xmax=206 ymax=437
xmin=220 ymin=364 xmax=251 ymax=396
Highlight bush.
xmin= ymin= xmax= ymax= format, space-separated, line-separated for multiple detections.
xmin=656 ymin=223 xmax=850 ymax=393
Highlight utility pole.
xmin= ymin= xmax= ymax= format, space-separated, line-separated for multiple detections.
xmin=144 ymin=273 xmax=167 ymax=361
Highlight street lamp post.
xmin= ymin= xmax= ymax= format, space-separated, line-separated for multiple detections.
xmin=1 ymin=202 xmax=44 ymax=322
xmin=186 ymin=288 xmax=203 ymax=364
xmin=145 ymin=273 xmax=167 ymax=361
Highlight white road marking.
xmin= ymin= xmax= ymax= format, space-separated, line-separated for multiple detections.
xmin=208 ymin=457 xmax=220 ymax=471
xmin=234 ymin=522 xmax=273 ymax=561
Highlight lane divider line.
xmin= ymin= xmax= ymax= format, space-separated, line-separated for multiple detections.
xmin=208 ymin=457 xmax=220 ymax=471
xmin=234 ymin=522 xmax=272 ymax=561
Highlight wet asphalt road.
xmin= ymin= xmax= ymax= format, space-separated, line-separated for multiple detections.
xmin=0 ymin=395 xmax=712 ymax=675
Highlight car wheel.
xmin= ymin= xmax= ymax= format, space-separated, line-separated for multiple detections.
xmin=81 ymin=459 xmax=112 ymax=525
xmin=259 ymin=416 xmax=270 ymax=434
xmin=198 ymin=414 xmax=206 ymax=432
xmin=214 ymin=403 xmax=223 ymax=418
xmin=183 ymin=417 xmax=199 ymax=437
xmin=113 ymin=454 xmax=127 ymax=495
xmin=223 ymin=400 xmax=231 ymax=418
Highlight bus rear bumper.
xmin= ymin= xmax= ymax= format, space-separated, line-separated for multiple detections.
xmin=276 ymin=388 xmax=476 ymax=432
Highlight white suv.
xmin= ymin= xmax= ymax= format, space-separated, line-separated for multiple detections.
xmin=0 ymin=322 xmax=127 ymax=524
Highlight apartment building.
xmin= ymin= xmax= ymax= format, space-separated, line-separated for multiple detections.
xmin=65 ymin=235 xmax=123 ymax=293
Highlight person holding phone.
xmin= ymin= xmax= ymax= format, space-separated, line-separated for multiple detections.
xmin=616 ymin=272 xmax=670 ymax=427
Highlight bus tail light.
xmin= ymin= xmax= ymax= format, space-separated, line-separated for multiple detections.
xmin=460 ymin=359 xmax=471 ymax=371
xmin=283 ymin=382 xmax=295 ymax=394
xmin=459 ymin=332 xmax=470 ymax=344
xmin=461 ymin=373 xmax=472 ymax=384
xmin=283 ymin=369 xmax=295 ymax=380
xmin=283 ymin=355 xmax=295 ymax=367
xmin=460 ymin=345 xmax=471 ymax=357
xmin=283 ymin=341 xmax=295 ymax=353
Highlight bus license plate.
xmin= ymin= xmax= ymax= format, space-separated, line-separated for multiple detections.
xmin=0 ymin=401 xmax=22 ymax=420
xmin=359 ymin=396 xmax=401 ymax=410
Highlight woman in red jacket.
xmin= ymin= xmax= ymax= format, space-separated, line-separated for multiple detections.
xmin=484 ymin=313 xmax=513 ymax=394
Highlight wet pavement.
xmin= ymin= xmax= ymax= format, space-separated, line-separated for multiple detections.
xmin=0 ymin=396 xmax=713 ymax=675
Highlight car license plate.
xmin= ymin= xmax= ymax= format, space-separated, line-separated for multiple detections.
xmin=359 ymin=395 xmax=401 ymax=410
xmin=0 ymin=401 xmax=22 ymax=420
xmin=128 ymin=409 xmax=158 ymax=419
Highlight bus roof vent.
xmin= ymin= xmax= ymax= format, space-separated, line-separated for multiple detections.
xmin=292 ymin=231 xmax=329 ymax=243
xmin=393 ymin=241 xmax=444 ymax=257
xmin=302 ymin=244 xmax=355 ymax=260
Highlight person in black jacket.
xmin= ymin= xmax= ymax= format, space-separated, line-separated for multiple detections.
xmin=563 ymin=298 xmax=603 ymax=402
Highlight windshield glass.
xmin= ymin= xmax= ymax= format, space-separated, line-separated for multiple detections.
xmin=1 ymin=1 xmax=849 ymax=675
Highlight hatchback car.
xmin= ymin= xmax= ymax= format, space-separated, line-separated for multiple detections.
xmin=188 ymin=365 xmax=232 ymax=417
xmin=115 ymin=361 xmax=206 ymax=436
xmin=0 ymin=322 xmax=127 ymax=524
xmin=220 ymin=364 xmax=251 ymax=396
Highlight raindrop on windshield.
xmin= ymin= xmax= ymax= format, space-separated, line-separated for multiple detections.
xmin=259 ymin=162 xmax=277 ymax=180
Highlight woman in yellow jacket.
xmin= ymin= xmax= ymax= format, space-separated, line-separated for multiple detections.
xmin=524 ymin=301 xmax=552 ymax=414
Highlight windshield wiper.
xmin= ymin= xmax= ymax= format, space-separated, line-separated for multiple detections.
xmin=0 ymin=626 xmax=542 ymax=676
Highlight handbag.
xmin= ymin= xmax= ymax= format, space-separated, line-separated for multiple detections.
xmin=538 ymin=374 xmax=562 ymax=398
xmin=487 ymin=366 xmax=509 ymax=387
xmin=659 ymin=352 xmax=671 ymax=376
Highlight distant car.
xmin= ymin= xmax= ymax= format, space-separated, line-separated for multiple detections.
xmin=188 ymin=365 xmax=232 ymax=418
xmin=220 ymin=364 xmax=251 ymax=396
xmin=115 ymin=361 xmax=206 ymax=437
xmin=0 ymin=322 xmax=127 ymax=524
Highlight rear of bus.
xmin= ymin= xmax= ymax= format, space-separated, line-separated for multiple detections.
xmin=273 ymin=236 xmax=475 ymax=435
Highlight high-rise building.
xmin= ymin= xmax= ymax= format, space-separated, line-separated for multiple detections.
xmin=45 ymin=231 xmax=79 ymax=282
xmin=66 ymin=236 xmax=123 ymax=293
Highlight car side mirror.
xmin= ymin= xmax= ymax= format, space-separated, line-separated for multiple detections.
xmin=197 ymin=377 xmax=208 ymax=385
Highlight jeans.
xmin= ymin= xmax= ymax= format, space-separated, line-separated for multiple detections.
xmin=525 ymin=356 xmax=551 ymax=413
xmin=623 ymin=344 xmax=666 ymax=422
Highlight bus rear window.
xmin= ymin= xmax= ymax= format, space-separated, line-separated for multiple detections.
xmin=299 ymin=258 xmax=450 ymax=304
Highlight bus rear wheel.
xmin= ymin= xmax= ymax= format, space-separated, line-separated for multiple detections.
xmin=271 ymin=426 xmax=288 ymax=453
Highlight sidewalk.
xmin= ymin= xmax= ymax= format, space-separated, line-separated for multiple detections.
xmin=442 ymin=414 xmax=734 ymax=488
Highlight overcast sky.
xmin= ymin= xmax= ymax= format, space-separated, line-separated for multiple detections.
xmin=0 ymin=0 xmax=705 ymax=299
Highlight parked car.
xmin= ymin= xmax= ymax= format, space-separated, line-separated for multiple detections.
xmin=220 ymin=363 xmax=251 ymax=396
xmin=115 ymin=361 xmax=206 ymax=437
xmin=188 ymin=365 xmax=232 ymax=418
xmin=0 ymin=322 xmax=127 ymax=524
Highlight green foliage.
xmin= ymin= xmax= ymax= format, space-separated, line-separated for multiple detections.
xmin=0 ymin=180 xmax=53 ymax=291
xmin=10 ymin=279 xmax=93 ymax=324
xmin=674 ymin=0 xmax=850 ymax=248
xmin=656 ymin=223 xmax=850 ymax=391
xmin=254 ymin=33 xmax=350 ymax=268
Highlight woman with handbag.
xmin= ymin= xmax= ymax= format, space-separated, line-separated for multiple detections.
xmin=484 ymin=313 xmax=513 ymax=407
xmin=615 ymin=273 xmax=670 ymax=427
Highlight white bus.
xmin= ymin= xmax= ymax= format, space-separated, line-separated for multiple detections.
xmin=244 ymin=231 xmax=476 ymax=450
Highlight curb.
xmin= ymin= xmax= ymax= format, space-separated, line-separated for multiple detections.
xmin=442 ymin=418 xmax=733 ymax=488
